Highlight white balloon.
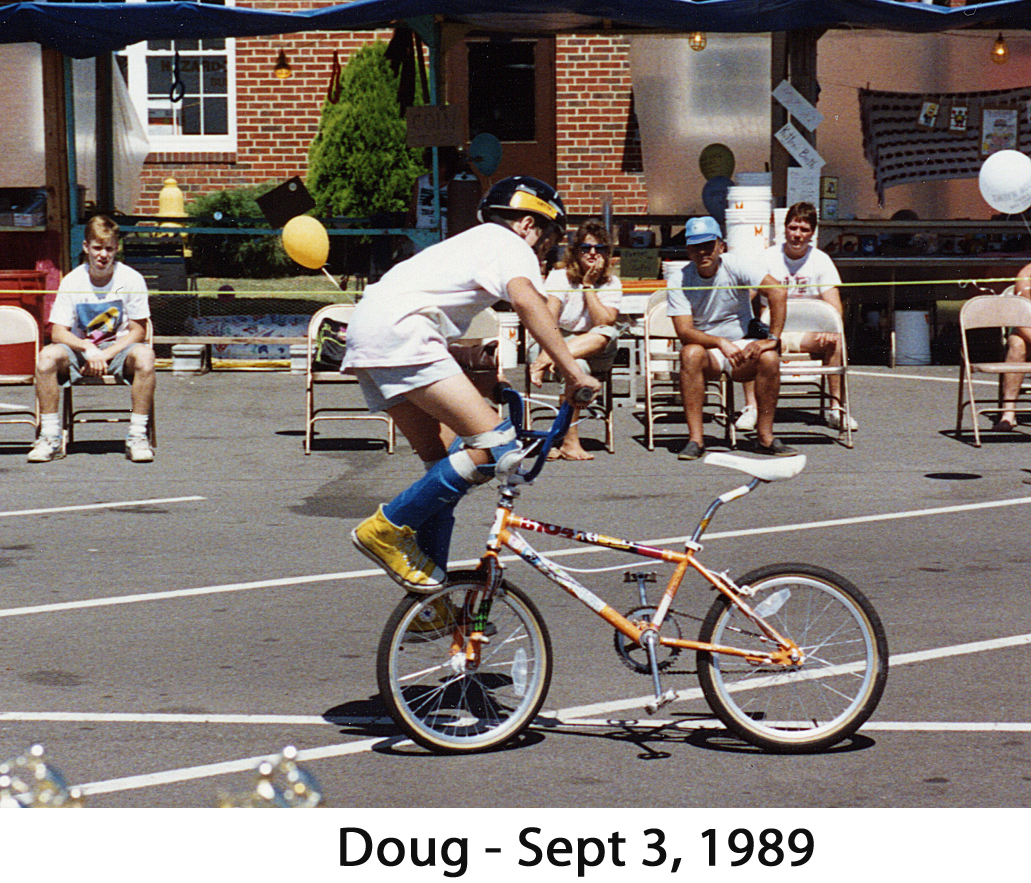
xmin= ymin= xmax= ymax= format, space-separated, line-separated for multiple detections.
xmin=979 ymin=150 xmax=1031 ymax=214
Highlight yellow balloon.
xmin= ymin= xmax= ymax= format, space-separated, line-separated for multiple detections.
xmin=282 ymin=215 xmax=329 ymax=269
xmin=699 ymin=143 xmax=735 ymax=181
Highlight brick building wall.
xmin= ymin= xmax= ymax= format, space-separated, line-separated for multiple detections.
xmin=135 ymin=2 xmax=651 ymax=218
xmin=555 ymin=34 xmax=647 ymax=216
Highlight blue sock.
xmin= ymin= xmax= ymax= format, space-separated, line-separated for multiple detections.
xmin=417 ymin=502 xmax=457 ymax=569
xmin=382 ymin=456 xmax=472 ymax=531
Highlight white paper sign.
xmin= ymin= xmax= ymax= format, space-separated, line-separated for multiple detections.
xmin=772 ymin=80 xmax=824 ymax=132
xmin=787 ymin=166 xmax=821 ymax=206
xmin=775 ymin=123 xmax=826 ymax=171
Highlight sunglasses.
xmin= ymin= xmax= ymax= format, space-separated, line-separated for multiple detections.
xmin=578 ymin=243 xmax=610 ymax=255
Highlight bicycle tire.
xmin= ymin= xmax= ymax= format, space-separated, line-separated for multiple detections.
xmin=377 ymin=570 xmax=553 ymax=753
xmin=696 ymin=563 xmax=888 ymax=753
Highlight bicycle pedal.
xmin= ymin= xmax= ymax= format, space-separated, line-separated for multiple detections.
xmin=644 ymin=690 xmax=677 ymax=715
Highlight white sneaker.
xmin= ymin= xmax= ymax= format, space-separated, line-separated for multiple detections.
xmin=125 ymin=434 xmax=154 ymax=462
xmin=826 ymin=409 xmax=858 ymax=432
xmin=734 ymin=404 xmax=758 ymax=431
xmin=27 ymin=434 xmax=65 ymax=463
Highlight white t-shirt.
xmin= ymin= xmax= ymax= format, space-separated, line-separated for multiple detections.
xmin=544 ymin=268 xmax=622 ymax=333
xmin=342 ymin=223 xmax=546 ymax=369
xmin=49 ymin=262 xmax=150 ymax=346
xmin=764 ymin=244 xmax=841 ymax=300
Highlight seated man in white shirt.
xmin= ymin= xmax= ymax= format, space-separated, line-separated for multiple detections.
xmin=736 ymin=201 xmax=857 ymax=433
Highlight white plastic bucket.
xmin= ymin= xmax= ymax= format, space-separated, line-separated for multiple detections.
xmin=724 ymin=207 xmax=771 ymax=255
xmin=497 ymin=312 xmax=521 ymax=368
xmin=772 ymin=207 xmax=788 ymax=246
xmin=727 ymin=184 xmax=773 ymax=212
xmin=895 ymin=310 xmax=932 ymax=366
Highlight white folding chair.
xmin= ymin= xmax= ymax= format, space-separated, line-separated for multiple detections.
xmin=761 ymin=299 xmax=854 ymax=448
xmin=62 ymin=320 xmax=156 ymax=448
xmin=955 ymin=293 xmax=1031 ymax=447
xmin=0 ymin=305 xmax=40 ymax=442
xmin=304 ymin=303 xmax=394 ymax=454
xmin=640 ymin=291 xmax=735 ymax=451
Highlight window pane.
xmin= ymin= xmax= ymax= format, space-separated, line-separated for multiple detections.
xmin=147 ymin=55 xmax=174 ymax=94
xmin=468 ymin=42 xmax=535 ymax=142
xmin=179 ymin=57 xmax=200 ymax=94
xmin=149 ymin=40 xmax=171 ymax=51
xmin=201 ymin=38 xmax=226 ymax=51
xmin=203 ymin=57 xmax=227 ymax=93
xmin=204 ymin=97 xmax=228 ymax=135
xmin=176 ymin=39 xmax=200 ymax=52
xmin=148 ymin=99 xmax=175 ymax=135
xmin=181 ymin=97 xmax=201 ymax=135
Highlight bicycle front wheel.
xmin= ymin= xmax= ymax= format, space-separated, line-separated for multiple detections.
xmin=697 ymin=564 xmax=888 ymax=753
xmin=377 ymin=571 xmax=552 ymax=753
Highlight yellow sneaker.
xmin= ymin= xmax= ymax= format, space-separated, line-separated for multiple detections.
xmin=404 ymin=596 xmax=458 ymax=642
xmin=351 ymin=506 xmax=446 ymax=593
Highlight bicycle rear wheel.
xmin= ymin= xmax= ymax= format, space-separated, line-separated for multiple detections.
xmin=377 ymin=571 xmax=552 ymax=753
xmin=696 ymin=563 xmax=888 ymax=753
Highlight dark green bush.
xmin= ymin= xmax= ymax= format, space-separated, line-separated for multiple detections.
xmin=306 ymin=41 xmax=424 ymax=220
xmin=185 ymin=184 xmax=296 ymax=278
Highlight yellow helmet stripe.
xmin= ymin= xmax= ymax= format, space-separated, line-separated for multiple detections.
xmin=509 ymin=190 xmax=558 ymax=219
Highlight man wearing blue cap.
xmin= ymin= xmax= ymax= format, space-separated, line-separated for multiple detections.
xmin=666 ymin=216 xmax=794 ymax=459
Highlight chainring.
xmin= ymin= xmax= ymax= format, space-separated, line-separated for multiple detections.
xmin=613 ymin=606 xmax=683 ymax=674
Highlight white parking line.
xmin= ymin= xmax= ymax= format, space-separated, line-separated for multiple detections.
xmin=0 ymin=496 xmax=206 ymax=519
xmin=1 ymin=494 xmax=1029 ymax=620
xmin=0 ymin=628 xmax=1021 ymax=797
xmin=5 ymin=490 xmax=1028 ymax=798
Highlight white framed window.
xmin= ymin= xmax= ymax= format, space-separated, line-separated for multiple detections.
xmin=117 ymin=0 xmax=237 ymax=153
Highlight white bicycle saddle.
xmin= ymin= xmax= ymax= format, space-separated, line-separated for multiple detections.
xmin=702 ymin=451 xmax=806 ymax=482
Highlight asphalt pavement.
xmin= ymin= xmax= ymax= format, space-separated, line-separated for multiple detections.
xmin=1 ymin=362 xmax=1030 ymax=817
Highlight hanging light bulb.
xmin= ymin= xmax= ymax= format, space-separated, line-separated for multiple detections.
xmin=273 ymin=48 xmax=293 ymax=79
xmin=688 ymin=32 xmax=707 ymax=52
xmin=992 ymin=33 xmax=1009 ymax=65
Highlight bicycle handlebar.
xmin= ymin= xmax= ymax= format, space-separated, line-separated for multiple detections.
xmin=494 ymin=383 xmax=573 ymax=483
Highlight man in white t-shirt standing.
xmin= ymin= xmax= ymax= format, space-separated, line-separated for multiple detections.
xmin=752 ymin=201 xmax=856 ymax=433
xmin=28 ymin=215 xmax=156 ymax=463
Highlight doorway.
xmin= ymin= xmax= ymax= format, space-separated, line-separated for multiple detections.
xmin=447 ymin=36 xmax=556 ymax=186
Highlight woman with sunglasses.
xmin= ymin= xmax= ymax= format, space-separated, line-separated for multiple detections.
xmin=528 ymin=218 xmax=622 ymax=460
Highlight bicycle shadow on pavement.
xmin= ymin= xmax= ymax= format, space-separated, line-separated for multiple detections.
xmin=322 ymin=695 xmax=547 ymax=754
xmin=534 ymin=713 xmax=876 ymax=759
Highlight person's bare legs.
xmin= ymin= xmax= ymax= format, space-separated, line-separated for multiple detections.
xmin=533 ymin=332 xmax=607 ymax=459
xmin=678 ymin=343 xmax=718 ymax=447
xmin=749 ymin=348 xmax=782 ymax=448
xmin=33 ymin=343 xmax=68 ymax=415
xmin=996 ymin=329 xmax=1031 ymax=428
xmin=125 ymin=345 xmax=157 ymax=417
xmin=798 ymin=331 xmax=846 ymax=410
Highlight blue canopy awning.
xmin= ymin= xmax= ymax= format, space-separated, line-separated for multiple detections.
xmin=3 ymin=0 xmax=1031 ymax=59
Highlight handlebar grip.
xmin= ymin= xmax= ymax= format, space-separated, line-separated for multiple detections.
xmin=573 ymin=386 xmax=597 ymax=405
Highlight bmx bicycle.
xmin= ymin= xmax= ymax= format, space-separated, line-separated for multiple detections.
xmin=377 ymin=387 xmax=888 ymax=754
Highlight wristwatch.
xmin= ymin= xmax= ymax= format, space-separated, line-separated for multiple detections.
xmin=769 ymin=336 xmax=782 ymax=353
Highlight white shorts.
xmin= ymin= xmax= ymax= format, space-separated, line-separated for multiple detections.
xmin=353 ymin=357 xmax=462 ymax=413
xmin=709 ymin=340 xmax=744 ymax=375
